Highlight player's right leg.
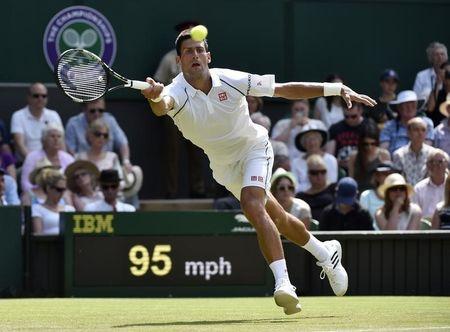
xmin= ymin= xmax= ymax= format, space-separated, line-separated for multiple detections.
xmin=265 ymin=192 xmax=348 ymax=296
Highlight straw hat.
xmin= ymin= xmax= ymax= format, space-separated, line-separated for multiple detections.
xmin=439 ymin=96 xmax=450 ymax=118
xmin=29 ymin=158 xmax=60 ymax=185
xmin=122 ymin=165 xmax=143 ymax=198
xmin=64 ymin=160 xmax=100 ymax=192
xmin=378 ymin=173 xmax=414 ymax=198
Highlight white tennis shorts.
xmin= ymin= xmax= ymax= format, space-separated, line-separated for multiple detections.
xmin=210 ymin=140 xmax=274 ymax=201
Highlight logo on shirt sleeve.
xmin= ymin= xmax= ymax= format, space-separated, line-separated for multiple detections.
xmin=218 ymin=92 xmax=228 ymax=101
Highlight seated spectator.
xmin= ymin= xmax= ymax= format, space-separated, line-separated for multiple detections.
xmin=251 ymin=112 xmax=288 ymax=158
xmin=273 ymin=154 xmax=291 ymax=172
xmin=380 ymin=90 xmax=434 ymax=155
xmin=431 ymin=175 xmax=450 ymax=229
xmin=270 ymin=168 xmax=311 ymax=229
xmin=10 ymin=82 xmax=63 ymax=160
xmin=0 ymin=168 xmax=20 ymax=205
xmin=271 ymin=99 xmax=325 ymax=161
xmin=434 ymin=97 xmax=450 ymax=155
xmin=296 ymin=154 xmax=336 ymax=222
xmin=22 ymin=161 xmax=59 ymax=205
xmin=65 ymin=98 xmax=133 ymax=171
xmin=348 ymin=122 xmax=391 ymax=192
xmin=313 ymin=74 xmax=345 ymax=128
xmin=31 ymin=169 xmax=75 ymax=235
xmin=393 ymin=117 xmax=435 ymax=186
xmin=76 ymin=119 xmax=122 ymax=176
xmin=426 ymin=62 xmax=450 ymax=126
xmin=246 ymin=96 xmax=264 ymax=116
xmin=319 ymin=177 xmax=373 ymax=231
xmin=84 ymin=170 xmax=135 ymax=212
xmin=292 ymin=123 xmax=337 ymax=192
xmin=0 ymin=117 xmax=14 ymax=157
xmin=359 ymin=161 xmax=400 ymax=229
xmin=413 ymin=42 xmax=448 ymax=104
xmin=326 ymin=102 xmax=375 ymax=173
xmin=21 ymin=123 xmax=74 ymax=193
xmin=0 ymin=148 xmax=16 ymax=179
xmin=65 ymin=160 xmax=102 ymax=211
xmin=375 ymin=173 xmax=422 ymax=230
xmin=366 ymin=69 xmax=398 ymax=127
xmin=413 ymin=149 xmax=449 ymax=220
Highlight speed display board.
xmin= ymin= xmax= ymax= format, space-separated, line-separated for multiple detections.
xmin=62 ymin=212 xmax=271 ymax=297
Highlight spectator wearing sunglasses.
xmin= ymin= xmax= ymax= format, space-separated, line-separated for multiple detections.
xmin=375 ymin=173 xmax=422 ymax=230
xmin=65 ymin=160 xmax=102 ymax=211
xmin=319 ymin=177 xmax=373 ymax=231
xmin=84 ymin=169 xmax=135 ymax=212
xmin=10 ymin=82 xmax=63 ymax=160
xmin=31 ymin=169 xmax=75 ymax=235
xmin=65 ymin=98 xmax=132 ymax=171
xmin=270 ymin=168 xmax=312 ymax=230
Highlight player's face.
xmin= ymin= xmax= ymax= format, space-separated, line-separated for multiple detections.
xmin=28 ymin=83 xmax=48 ymax=110
xmin=177 ymin=39 xmax=211 ymax=79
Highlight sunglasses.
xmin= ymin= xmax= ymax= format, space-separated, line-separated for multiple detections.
xmin=277 ymin=185 xmax=295 ymax=192
xmin=389 ymin=186 xmax=406 ymax=193
xmin=345 ymin=114 xmax=358 ymax=119
xmin=101 ymin=183 xmax=119 ymax=190
xmin=74 ymin=171 xmax=88 ymax=179
xmin=309 ymin=169 xmax=327 ymax=176
xmin=88 ymin=108 xmax=105 ymax=114
xmin=428 ymin=159 xmax=446 ymax=166
xmin=51 ymin=186 xmax=66 ymax=193
xmin=93 ymin=131 xmax=109 ymax=139
xmin=32 ymin=93 xmax=47 ymax=99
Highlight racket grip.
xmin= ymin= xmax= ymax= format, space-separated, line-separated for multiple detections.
xmin=128 ymin=80 xmax=151 ymax=90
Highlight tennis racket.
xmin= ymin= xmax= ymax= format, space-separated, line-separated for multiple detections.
xmin=55 ymin=48 xmax=150 ymax=103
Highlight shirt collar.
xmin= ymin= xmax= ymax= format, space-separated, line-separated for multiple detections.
xmin=176 ymin=70 xmax=221 ymax=98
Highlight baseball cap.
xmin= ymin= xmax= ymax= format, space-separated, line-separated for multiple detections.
xmin=380 ymin=69 xmax=399 ymax=82
xmin=335 ymin=177 xmax=358 ymax=205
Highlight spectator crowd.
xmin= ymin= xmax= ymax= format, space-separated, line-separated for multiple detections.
xmin=1 ymin=41 xmax=449 ymax=234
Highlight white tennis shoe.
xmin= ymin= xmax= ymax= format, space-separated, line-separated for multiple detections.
xmin=273 ymin=279 xmax=302 ymax=315
xmin=316 ymin=240 xmax=348 ymax=296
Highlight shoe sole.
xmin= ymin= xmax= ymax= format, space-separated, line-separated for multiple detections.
xmin=274 ymin=290 xmax=302 ymax=315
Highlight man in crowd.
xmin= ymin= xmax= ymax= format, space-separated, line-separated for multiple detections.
xmin=10 ymin=83 xmax=63 ymax=160
xmin=0 ymin=168 xmax=20 ymax=206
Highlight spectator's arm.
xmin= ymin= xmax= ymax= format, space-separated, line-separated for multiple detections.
xmin=20 ymin=152 xmax=38 ymax=192
xmin=4 ymin=175 xmax=20 ymax=205
xmin=347 ymin=152 xmax=357 ymax=178
xmin=407 ymin=206 xmax=422 ymax=230
xmin=375 ymin=208 xmax=388 ymax=230
xmin=431 ymin=209 xmax=440 ymax=229
xmin=32 ymin=217 xmax=43 ymax=234
xmin=64 ymin=120 xmax=77 ymax=155
xmin=271 ymin=120 xmax=292 ymax=143
xmin=13 ymin=133 xmax=28 ymax=158
xmin=325 ymin=140 xmax=336 ymax=155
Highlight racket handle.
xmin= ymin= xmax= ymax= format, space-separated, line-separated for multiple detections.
xmin=127 ymin=80 xmax=151 ymax=90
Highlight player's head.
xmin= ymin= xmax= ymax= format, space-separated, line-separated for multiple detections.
xmin=175 ymin=29 xmax=211 ymax=80
xmin=175 ymin=29 xmax=209 ymax=56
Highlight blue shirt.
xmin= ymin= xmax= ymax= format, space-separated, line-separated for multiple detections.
xmin=4 ymin=174 xmax=20 ymax=205
xmin=380 ymin=116 xmax=434 ymax=155
xmin=65 ymin=113 xmax=128 ymax=154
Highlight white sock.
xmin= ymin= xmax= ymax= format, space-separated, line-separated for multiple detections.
xmin=269 ymin=259 xmax=290 ymax=286
xmin=301 ymin=234 xmax=329 ymax=262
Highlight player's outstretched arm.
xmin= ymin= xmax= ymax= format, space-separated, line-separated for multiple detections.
xmin=141 ymin=77 xmax=174 ymax=116
xmin=273 ymin=82 xmax=376 ymax=109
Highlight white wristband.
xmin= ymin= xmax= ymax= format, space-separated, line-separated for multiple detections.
xmin=323 ymin=82 xmax=343 ymax=96
xmin=150 ymin=95 xmax=163 ymax=103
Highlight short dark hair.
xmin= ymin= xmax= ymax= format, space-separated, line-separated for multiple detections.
xmin=175 ymin=29 xmax=209 ymax=56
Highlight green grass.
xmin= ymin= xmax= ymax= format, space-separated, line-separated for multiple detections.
xmin=0 ymin=297 xmax=449 ymax=331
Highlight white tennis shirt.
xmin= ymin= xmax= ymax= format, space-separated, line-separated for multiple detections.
xmin=164 ymin=68 xmax=275 ymax=165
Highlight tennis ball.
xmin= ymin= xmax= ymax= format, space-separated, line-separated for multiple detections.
xmin=190 ymin=25 xmax=208 ymax=42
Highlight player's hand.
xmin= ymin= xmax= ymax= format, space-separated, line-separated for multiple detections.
xmin=341 ymin=85 xmax=377 ymax=109
xmin=141 ymin=77 xmax=164 ymax=101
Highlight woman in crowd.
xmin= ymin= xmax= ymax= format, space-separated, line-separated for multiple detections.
xmin=21 ymin=123 xmax=74 ymax=193
xmin=359 ymin=161 xmax=399 ymax=229
xmin=296 ymin=154 xmax=336 ymax=223
xmin=348 ymin=123 xmax=391 ymax=192
xmin=31 ymin=169 xmax=75 ymax=235
xmin=426 ymin=62 xmax=450 ymax=127
xmin=270 ymin=168 xmax=311 ymax=230
xmin=65 ymin=160 xmax=102 ymax=211
xmin=313 ymin=74 xmax=346 ymax=128
xmin=76 ymin=119 xmax=123 ymax=178
xmin=291 ymin=123 xmax=337 ymax=193
xmin=431 ymin=175 xmax=450 ymax=230
xmin=375 ymin=173 xmax=422 ymax=230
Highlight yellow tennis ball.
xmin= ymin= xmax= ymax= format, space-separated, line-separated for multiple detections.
xmin=190 ymin=25 xmax=208 ymax=42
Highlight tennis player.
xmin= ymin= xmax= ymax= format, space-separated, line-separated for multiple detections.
xmin=142 ymin=29 xmax=376 ymax=314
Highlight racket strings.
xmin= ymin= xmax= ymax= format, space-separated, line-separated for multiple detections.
xmin=56 ymin=50 xmax=108 ymax=102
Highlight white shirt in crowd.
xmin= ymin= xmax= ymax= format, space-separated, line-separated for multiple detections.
xmin=359 ymin=189 xmax=384 ymax=230
xmin=163 ymin=68 xmax=274 ymax=165
xmin=313 ymin=97 xmax=345 ymax=129
xmin=412 ymin=176 xmax=446 ymax=219
xmin=413 ymin=68 xmax=439 ymax=102
xmin=31 ymin=204 xmax=76 ymax=235
xmin=10 ymin=106 xmax=62 ymax=152
xmin=84 ymin=200 xmax=136 ymax=212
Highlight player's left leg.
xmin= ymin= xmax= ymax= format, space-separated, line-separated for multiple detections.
xmin=265 ymin=192 xmax=348 ymax=296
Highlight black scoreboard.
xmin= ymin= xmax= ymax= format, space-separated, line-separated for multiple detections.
xmin=62 ymin=212 xmax=272 ymax=297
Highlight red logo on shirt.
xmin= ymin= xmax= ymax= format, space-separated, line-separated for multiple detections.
xmin=258 ymin=176 xmax=264 ymax=182
xmin=251 ymin=176 xmax=257 ymax=181
xmin=218 ymin=92 xmax=228 ymax=101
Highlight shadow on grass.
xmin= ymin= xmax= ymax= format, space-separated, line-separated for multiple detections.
xmin=113 ymin=316 xmax=338 ymax=328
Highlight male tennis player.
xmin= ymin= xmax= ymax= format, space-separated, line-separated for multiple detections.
xmin=142 ymin=29 xmax=376 ymax=315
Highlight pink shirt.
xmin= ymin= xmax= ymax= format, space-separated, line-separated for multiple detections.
xmin=412 ymin=176 xmax=446 ymax=219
